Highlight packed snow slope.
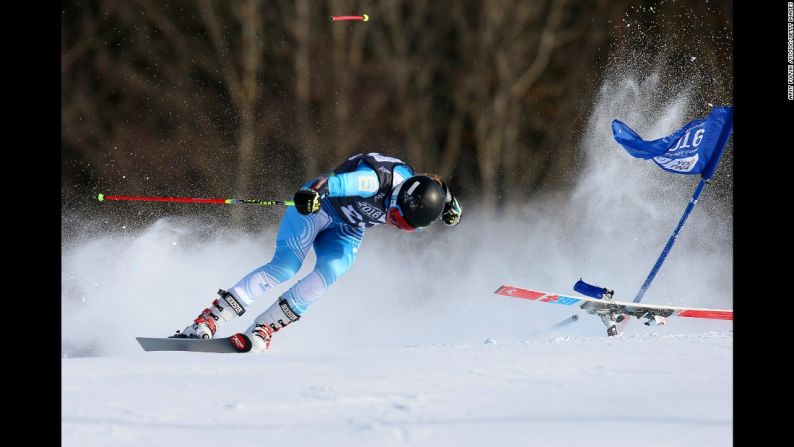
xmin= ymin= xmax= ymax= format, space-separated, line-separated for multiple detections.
xmin=63 ymin=72 xmax=733 ymax=446
xmin=63 ymin=332 xmax=732 ymax=447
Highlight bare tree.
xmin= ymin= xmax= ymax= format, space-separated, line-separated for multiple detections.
xmin=62 ymin=0 xmax=233 ymax=196
xmin=368 ymin=0 xmax=440 ymax=170
xmin=292 ymin=0 xmax=320 ymax=177
xmin=61 ymin=0 xmax=733 ymax=222
xmin=454 ymin=0 xmax=575 ymax=211
xmin=199 ymin=0 xmax=264 ymax=199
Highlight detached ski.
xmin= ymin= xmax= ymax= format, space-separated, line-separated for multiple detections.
xmin=136 ymin=333 xmax=253 ymax=353
xmin=495 ymin=285 xmax=733 ymax=319
xmin=495 ymin=284 xmax=732 ymax=336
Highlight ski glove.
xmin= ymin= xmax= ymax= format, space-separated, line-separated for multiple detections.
xmin=439 ymin=181 xmax=462 ymax=226
xmin=293 ymin=189 xmax=321 ymax=215
xmin=442 ymin=195 xmax=462 ymax=226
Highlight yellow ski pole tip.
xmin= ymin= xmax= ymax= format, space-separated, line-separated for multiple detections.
xmin=363 ymin=14 xmax=369 ymax=22
xmin=97 ymin=193 xmax=105 ymax=202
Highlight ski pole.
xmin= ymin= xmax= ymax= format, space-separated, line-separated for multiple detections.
xmin=331 ymin=14 xmax=369 ymax=21
xmin=96 ymin=193 xmax=294 ymax=207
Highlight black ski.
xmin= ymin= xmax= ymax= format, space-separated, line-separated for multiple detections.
xmin=136 ymin=333 xmax=253 ymax=353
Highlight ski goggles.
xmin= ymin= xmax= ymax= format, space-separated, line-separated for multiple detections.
xmin=388 ymin=183 xmax=416 ymax=232
xmin=387 ymin=182 xmax=430 ymax=232
xmin=386 ymin=192 xmax=427 ymax=233
xmin=387 ymin=206 xmax=418 ymax=232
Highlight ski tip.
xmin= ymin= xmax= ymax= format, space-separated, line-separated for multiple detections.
xmin=97 ymin=193 xmax=105 ymax=202
xmin=229 ymin=333 xmax=253 ymax=353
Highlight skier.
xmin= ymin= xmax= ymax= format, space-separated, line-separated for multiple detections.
xmin=173 ymin=152 xmax=463 ymax=352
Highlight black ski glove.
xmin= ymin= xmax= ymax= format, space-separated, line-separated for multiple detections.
xmin=293 ymin=189 xmax=321 ymax=215
xmin=439 ymin=181 xmax=462 ymax=226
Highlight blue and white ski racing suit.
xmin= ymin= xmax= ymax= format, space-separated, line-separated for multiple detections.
xmin=229 ymin=153 xmax=416 ymax=322
xmin=183 ymin=152 xmax=460 ymax=349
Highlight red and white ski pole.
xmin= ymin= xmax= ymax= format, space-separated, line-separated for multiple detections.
xmin=96 ymin=193 xmax=294 ymax=207
xmin=331 ymin=14 xmax=369 ymax=22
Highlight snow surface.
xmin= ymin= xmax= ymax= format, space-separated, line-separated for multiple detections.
xmin=63 ymin=71 xmax=733 ymax=446
xmin=62 ymin=332 xmax=732 ymax=447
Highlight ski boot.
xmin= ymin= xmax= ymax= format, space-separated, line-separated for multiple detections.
xmin=246 ymin=297 xmax=301 ymax=352
xmin=171 ymin=289 xmax=246 ymax=339
xmin=599 ymin=311 xmax=619 ymax=337
xmin=643 ymin=314 xmax=667 ymax=326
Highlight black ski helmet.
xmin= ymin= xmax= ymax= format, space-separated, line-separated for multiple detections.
xmin=387 ymin=175 xmax=446 ymax=231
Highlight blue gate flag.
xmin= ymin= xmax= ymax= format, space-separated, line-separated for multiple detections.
xmin=611 ymin=106 xmax=733 ymax=179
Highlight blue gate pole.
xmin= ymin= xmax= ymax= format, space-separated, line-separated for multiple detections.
xmin=632 ymin=178 xmax=709 ymax=304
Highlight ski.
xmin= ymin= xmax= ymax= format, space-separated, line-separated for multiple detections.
xmin=495 ymin=285 xmax=733 ymax=319
xmin=135 ymin=333 xmax=253 ymax=353
xmin=495 ymin=284 xmax=732 ymax=336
